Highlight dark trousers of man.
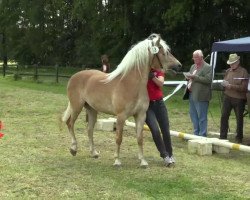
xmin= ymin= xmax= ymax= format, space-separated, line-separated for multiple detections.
xmin=220 ymin=95 xmax=246 ymax=141
xmin=145 ymin=100 xmax=173 ymax=158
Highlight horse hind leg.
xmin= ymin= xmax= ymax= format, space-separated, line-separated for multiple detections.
xmin=85 ymin=104 xmax=99 ymax=158
xmin=65 ymin=102 xmax=84 ymax=156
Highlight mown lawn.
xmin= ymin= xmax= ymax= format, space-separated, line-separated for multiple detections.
xmin=0 ymin=77 xmax=249 ymax=200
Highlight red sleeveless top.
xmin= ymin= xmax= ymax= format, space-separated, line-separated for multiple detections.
xmin=147 ymin=69 xmax=165 ymax=101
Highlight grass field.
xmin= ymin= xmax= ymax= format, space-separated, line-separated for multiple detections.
xmin=0 ymin=77 xmax=250 ymax=200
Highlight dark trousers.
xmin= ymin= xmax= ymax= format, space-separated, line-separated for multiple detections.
xmin=145 ymin=100 xmax=173 ymax=158
xmin=220 ymin=95 xmax=246 ymax=140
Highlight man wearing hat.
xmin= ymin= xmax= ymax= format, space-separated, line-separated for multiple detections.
xmin=220 ymin=53 xmax=249 ymax=143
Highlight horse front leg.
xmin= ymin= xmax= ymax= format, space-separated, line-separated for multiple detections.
xmin=113 ymin=117 xmax=125 ymax=166
xmin=135 ymin=114 xmax=148 ymax=167
xmin=85 ymin=106 xmax=99 ymax=158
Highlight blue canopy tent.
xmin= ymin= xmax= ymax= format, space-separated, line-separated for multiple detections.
xmin=212 ymin=37 xmax=250 ymax=52
xmin=210 ymin=37 xmax=250 ymax=78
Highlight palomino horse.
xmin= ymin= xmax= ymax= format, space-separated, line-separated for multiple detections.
xmin=62 ymin=33 xmax=181 ymax=167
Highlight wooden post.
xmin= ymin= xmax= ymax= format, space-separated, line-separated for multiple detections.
xmin=55 ymin=64 xmax=59 ymax=83
xmin=34 ymin=64 xmax=38 ymax=81
xmin=3 ymin=63 xmax=6 ymax=77
xmin=16 ymin=64 xmax=19 ymax=74
xmin=14 ymin=64 xmax=19 ymax=80
xmin=247 ymin=92 xmax=250 ymax=117
xmin=1 ymin=32 xmax=7 ymax=77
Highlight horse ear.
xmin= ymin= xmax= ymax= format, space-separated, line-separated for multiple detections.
xmin=148 ymin=33 xmax=160 ymax=54
xmin=148 ymin=34 xmax=157 ymax=40
xmin=155 ymin=36 xmax=160 ymax=46
xmin=150 ymin=46 xmax=159 ymax=54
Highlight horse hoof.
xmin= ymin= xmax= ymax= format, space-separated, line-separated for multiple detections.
xmin=140 ymin=160 xmax=149 ymax=168
xmin=113 ymin=159 xmax=121 ymax=167
xmin=91 ymin=150 xmax=100 ymax=159
xmin=140 ymin=164 xmax=148 ymax=169
xmin=92 ymin=154 xmax=99 ymax=159
xmin=166 ymin=163 xmax=175 ymax=168
xmin=113 ymin=163 xmax=122 ymax=168
xmin=70 ymin=148 xmax=77 ymax=156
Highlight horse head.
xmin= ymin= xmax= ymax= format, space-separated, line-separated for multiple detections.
xmin=147 ymin=33 xmax=182 ymax=72
xmin=104 ymin=34 xmax=181 ymax=82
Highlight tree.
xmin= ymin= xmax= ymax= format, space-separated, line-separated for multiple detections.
xmin=0 ymin=0 xmax=249 ymax=70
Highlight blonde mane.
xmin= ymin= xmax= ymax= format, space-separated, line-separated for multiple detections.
xmin=105 ymin=35 xmax=170 ymax=82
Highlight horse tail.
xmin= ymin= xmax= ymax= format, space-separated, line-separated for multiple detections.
xmin=62 ymin=102 xmax=72 ymax=123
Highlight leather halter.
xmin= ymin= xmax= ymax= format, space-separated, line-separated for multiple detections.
xmin=148 ymin=35 xmax=163 ymax=69
xmin=149 ymin=50 xmax=163 ymax=70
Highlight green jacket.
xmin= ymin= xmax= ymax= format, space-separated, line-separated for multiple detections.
xmin=184 ymin=62 xmax=212 ymax=101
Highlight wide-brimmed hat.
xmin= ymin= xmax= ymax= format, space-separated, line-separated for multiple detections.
xmin=227 ymin=53 xmax=240 ymax=65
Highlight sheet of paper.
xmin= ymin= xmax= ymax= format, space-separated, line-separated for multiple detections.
xmin=183 ymin=72 xmax=191 ymax=79
xmin=248 ymin=80 xmax=250 ymax=92
xmin=233 ymin=78 xmax=249 ymax=80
